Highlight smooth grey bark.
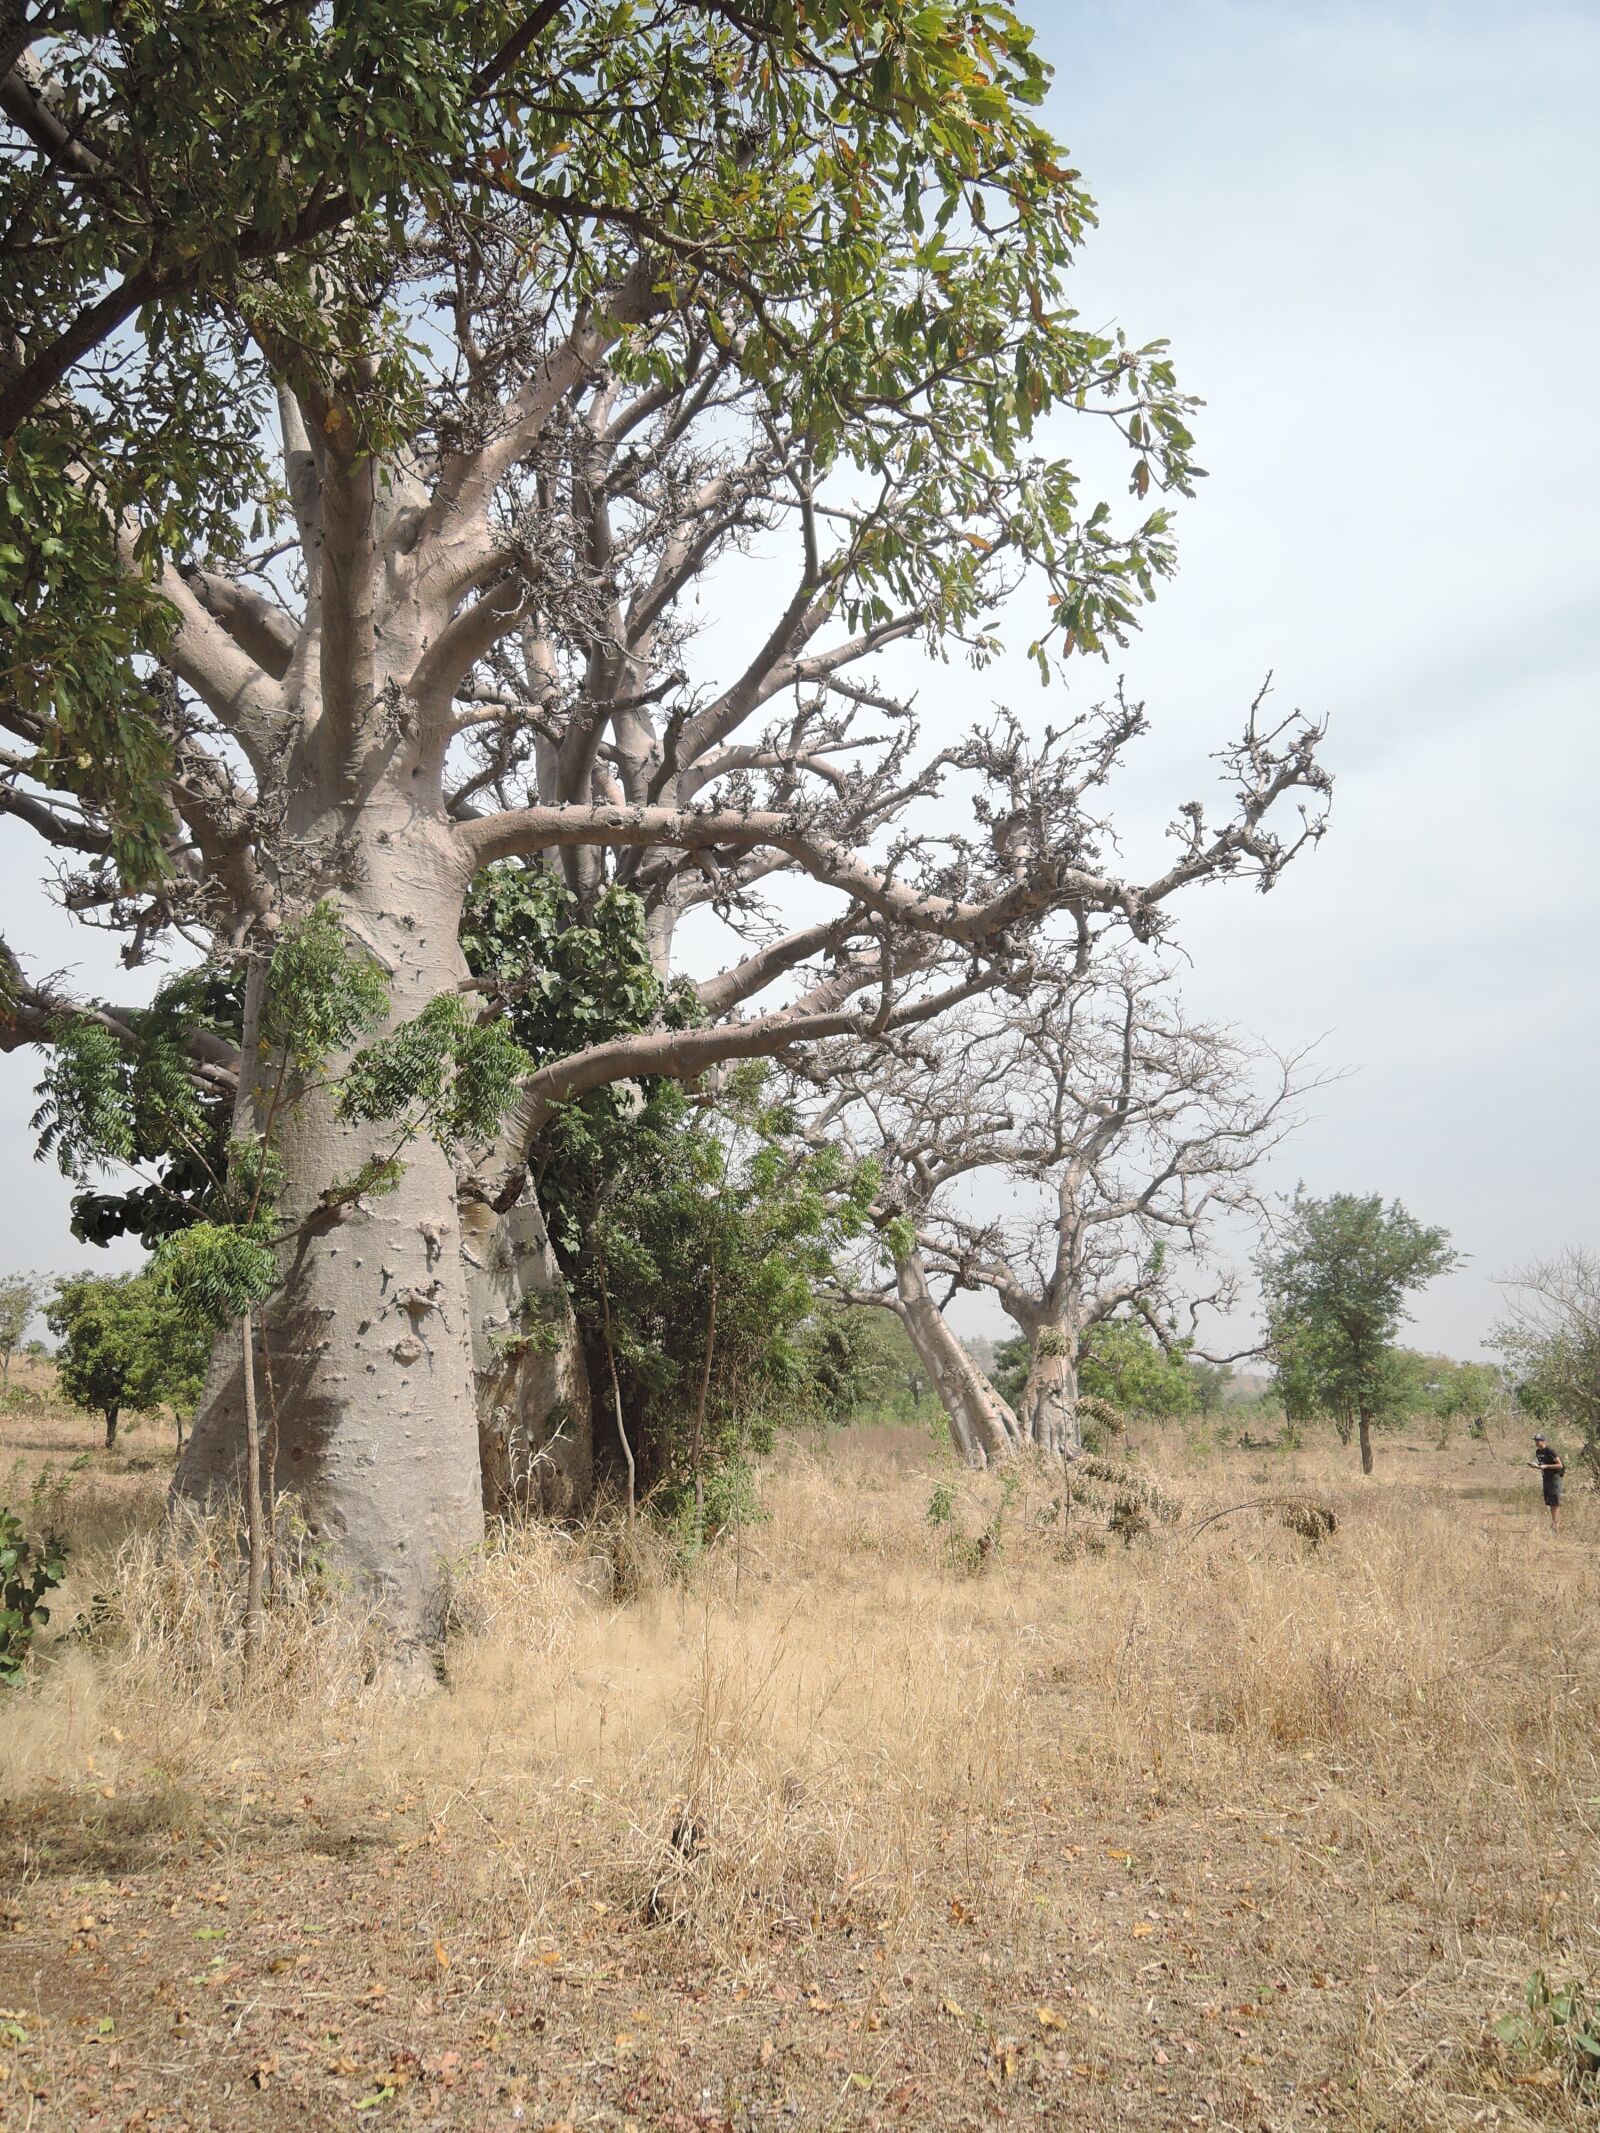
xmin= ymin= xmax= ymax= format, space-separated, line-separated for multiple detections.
xmin=892 ymin=1249 xmax=1019 ymax=1468
xmin=1016 ymin=1323 xmax=1083 ymax=1458
xmin=172 ymin=801 xmax=487 ymax=1650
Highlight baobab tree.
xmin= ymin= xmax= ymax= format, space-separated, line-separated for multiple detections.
xmin=798 ymin=999 xmax=1031 ymax=1464
xmin=0 ymin=15 xmax=1330 ymax=1643
xmin=817 ymin=961 xmax=1321 ymax=1460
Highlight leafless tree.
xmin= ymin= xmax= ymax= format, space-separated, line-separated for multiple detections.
xmin=812 ymin=962 xmax=1323 ymax=1462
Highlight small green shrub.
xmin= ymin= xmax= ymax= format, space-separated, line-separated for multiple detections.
xmin=13 ymin=1452 xmax=90 ymax=1541
xmin=1 ymin=1505 xmax=68 ymax=1684
xmin=1492 ymin=1971 xmax=1600 ymax=2094
xmin=660 ymin=1457 xmax=770 ymax=1560
xmin=925 ymin=1478 xmax=1006 ymax=1574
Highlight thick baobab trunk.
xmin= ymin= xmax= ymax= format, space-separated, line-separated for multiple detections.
xmin=1017 ymin=1324 xmax=1083 ymax=1457
xmin=892 ymin=1251 xmax=1019 ymax=1467
xmin=1358 ymin=1405 xmax=1374 ymax=1476
xmin=173 ymin=804 xmax=486 ymax=1651
xmin=463 ymin=1186 xmax=592 ymax=1519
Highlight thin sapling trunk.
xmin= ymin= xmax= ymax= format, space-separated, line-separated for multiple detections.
xmin=691 ymin=1266 xmax=718 ymax=1537
xmin=260 ymin=1325 xmax=281 ymax=1603
xmin=239 ymin=964 xmax=272 ymax=1648
xmin=596 ymin=1245 xmax=635 ymax=1524
xmin=240 ymin=1306 xmax=266 ymax=1656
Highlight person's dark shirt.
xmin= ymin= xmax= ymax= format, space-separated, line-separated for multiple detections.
xmin=1535 ymin=1445 xmax=1564 ymax=1472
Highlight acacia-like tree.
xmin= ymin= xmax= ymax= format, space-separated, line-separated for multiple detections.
xmin=45 ymin=1269 xmax=210 ymax=1449
xmin=1 ymin=10 xmax=1329 ymax=1641
xmin=815 ymin=961 xmax=1319 ymax=1460
xmin=1258 ymin=1191 xmax=1460 ymax=1475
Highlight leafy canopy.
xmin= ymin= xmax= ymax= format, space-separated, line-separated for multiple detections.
xmin=464 ymin=869 xmax=885 ymax=1500
xmin=1258 ymin=1191 xmax=1460 ymax=1420
xmin=44 ymin=1270 xmax=212 ymax=1426
xmin=462 ymin=864 xmax=690 ymax=1071
xmin=805 ymin=1304 xmax=933 ymax=1425
xmin=991 ymin=1321 xmax=1200 ymax=1418
xmin=1 ymin=1503 xmax=68 ymax=1687
xmin=32 ymin=969 xmax=242 ymax=1245
xmin=1080 ymin=1321 xmax=1196 ymax=1418
xmin=546 ymin=1066 xmax=876 ymax=1511
xmin=1494 ymin=1249 xmax=1600 ymax=1451
xmin=0 ymin=1272 xmax=48 ymax=1380
xmin=5 ymin=3 xmax=1199 ymax=890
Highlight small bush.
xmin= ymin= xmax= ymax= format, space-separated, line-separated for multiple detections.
xmin=1492 ymin=1971 xmax=1600 ymax=2096
xmin=1272 ymin=1496 xmax=1338 ymax=1546
xmin=924 ymin=1473 xmax=1015 ymax=1573
xmin=0 ymin=1504 xmax=68 ymax=1684
xmin=659 ymin=1457 xmax=770 ymax=1560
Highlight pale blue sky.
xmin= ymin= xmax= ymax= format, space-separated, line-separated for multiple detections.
xmin=2 ymin=1 xmax=1596 ymax=1359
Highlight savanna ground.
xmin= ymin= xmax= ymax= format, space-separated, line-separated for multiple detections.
xmin=2 ymin=1366 xmax=1597 ymax=2132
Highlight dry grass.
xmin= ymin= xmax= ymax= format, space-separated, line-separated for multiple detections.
xmin=1 ymin=1386 xmax=1598 ymax=2129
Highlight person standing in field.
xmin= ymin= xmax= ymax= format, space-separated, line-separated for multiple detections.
xmin=1531 ymin=1435 xmax=1565 ymax=1532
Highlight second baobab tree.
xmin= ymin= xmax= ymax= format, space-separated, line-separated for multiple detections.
xmin=814 ymin=961 xmax=1321 ymax=1461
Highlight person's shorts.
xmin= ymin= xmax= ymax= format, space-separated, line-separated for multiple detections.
xmin=1543 ymin=1477 xmax=1564 ymax=1506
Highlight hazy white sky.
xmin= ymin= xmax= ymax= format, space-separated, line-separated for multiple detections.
xmin=2 ymin=0 xmax=1596 ymax=1360
xmin=1025 ymin=0 xmax=1600 ymax=1356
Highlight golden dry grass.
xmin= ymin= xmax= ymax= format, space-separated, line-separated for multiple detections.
xmin=2 ymin=1385 xmax=1598 ymax=2129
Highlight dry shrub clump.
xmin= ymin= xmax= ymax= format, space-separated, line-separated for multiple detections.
xmin=0 ymin=1502 xmax=387 ymax=1808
